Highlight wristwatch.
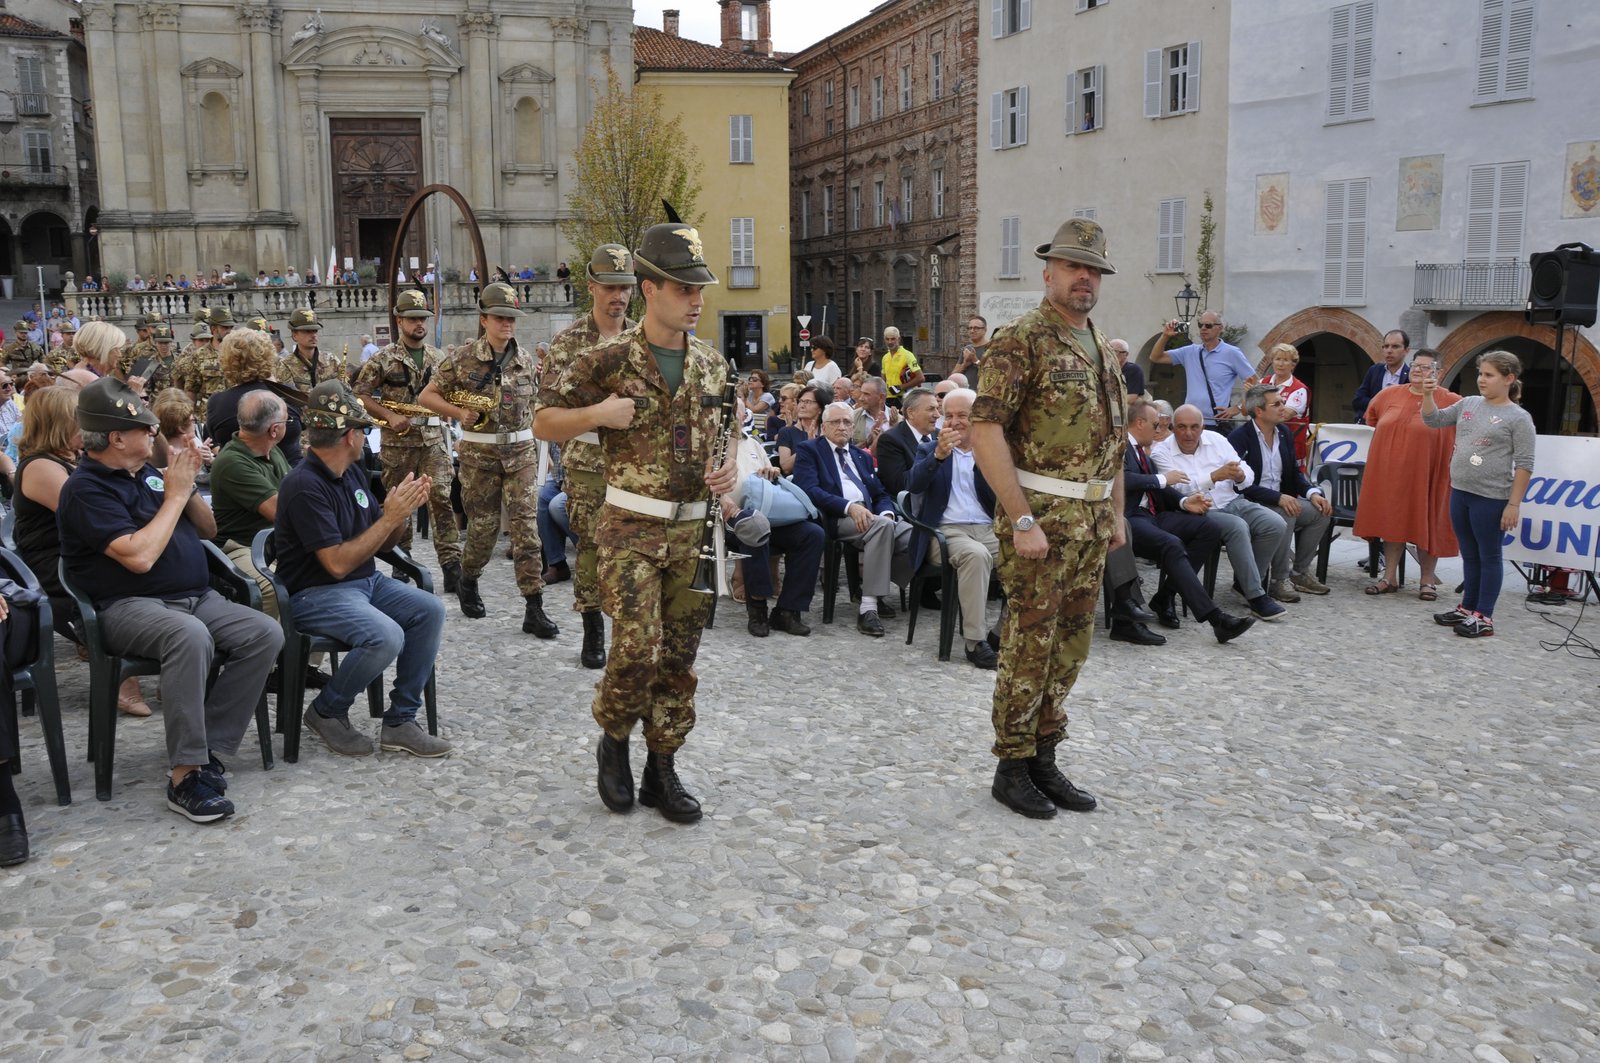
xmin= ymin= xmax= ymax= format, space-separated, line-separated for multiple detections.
xmin=1014 ymin=514 xmax=1037 ymax=532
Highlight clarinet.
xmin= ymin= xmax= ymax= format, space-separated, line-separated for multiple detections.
xmin=689 ymin=359 xmax=742 ymax=595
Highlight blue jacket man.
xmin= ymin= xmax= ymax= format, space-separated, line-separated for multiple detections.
xmin=1227 ymin=384 xmax=1334 ymax=595
xmin=1350 ymin=330 xmax=1412 ymax=421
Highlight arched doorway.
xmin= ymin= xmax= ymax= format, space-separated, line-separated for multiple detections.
xmin=0 ymin=216 xmax=14 ymax=278
xmin=19 ymin=210 xmax=72 ymax=270
xmin=329 ymin=118 xmax=426 ymax=269
xmin=1435 ymin=312 xmax=1600 ymax=435
xmin=1257 ymin=308 xmax=1388 ymax=422
xmin=83 ymin=206 xmax=100 ymax=279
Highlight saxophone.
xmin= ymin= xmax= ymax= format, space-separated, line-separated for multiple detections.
xmin=443 ymin=388 xmax=498 ymax=430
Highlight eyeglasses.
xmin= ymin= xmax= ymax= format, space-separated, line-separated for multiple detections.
xmin=822 ymin=418 xmax=852 ymax=426
xmin=0 ymin=384 xmax=14 ymax=392
xmin=1198 ymin=322 xmax=1222 ymax=329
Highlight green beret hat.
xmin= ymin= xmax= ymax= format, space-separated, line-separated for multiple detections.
xmin=77 ymin=375 xmax=159 ymax=433
xmin=303 ymin=379 xmax=382 ymax=432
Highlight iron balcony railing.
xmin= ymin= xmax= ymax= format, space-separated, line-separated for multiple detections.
xmin=1413 ymin=260 xmax=1530 ymax=310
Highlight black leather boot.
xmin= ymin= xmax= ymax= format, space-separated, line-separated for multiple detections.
xmin=441 ymin=561 xmax=462 ymax=594
xmin=991 ymin=758 xmax=1057 ymax=819
xmin=0 ymin=812 xmax=28 ymax=867
xmin=746 ymin=599 xmax=770 ymax=638
xmin=581 ymin=611 xmax=607 ymax=669
xmin=522 ymin=593 xmax=558 ymax=638
xmin=1027 ymin=745 xmax=1098 ymax=812
xmin=457 ymin=575 xmax=486 ymax=618
xmin=596 ymin=733 xmax=634 ymax=812
xmin=639 ymin=751 xmax=703 ymax=823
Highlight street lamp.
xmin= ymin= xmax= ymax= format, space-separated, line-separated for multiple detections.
xmin=1174 ymin=280 xmax=1200 ymax=325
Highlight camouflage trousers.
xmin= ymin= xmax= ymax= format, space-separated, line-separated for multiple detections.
xmin=380 ymin=442 xmax=460 ymax=567
xmin=564 ymin=468 xmax=605 ymax=613
xmin=990 ymin=512 xmax=1111 ymax=760
xmin=592 ymin=541 xmax=712 ymax=755
xmin=458 ymin=450 xmax=542 ymax=595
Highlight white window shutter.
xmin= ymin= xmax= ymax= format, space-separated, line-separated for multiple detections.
xmin=1076 ymin=0 xmax=1089 ymax=10
xmin=992 ymin=0 xmax=1005 ymax=37
xmin=1019 ymin=0 xmax=1032 ymax=32
xmin=1171 ymin=197 xmax=1186 ymax=267
xmin=1345 ymin=179 xmax=1368 ymax=303
xmin=1503 ymin=0 xmax=1535 ymax=97
xmin=1350 ymin=3 xmax=1374 ymax=117
xmin=1328 ymin=5 xmax=1352 ymax=120
xmin=991 ymin=92 xmax=1004 ymax=149
xmin=1185 ymin=41 xmax=1202 ymax=112
xmin=1323 ymin=182 xmax=1347 ymax=303
xmin=1144 ymin=49 xmax=1162 ymax=117
xmin=1476 ymin=0 xmax=1505 ymax=101
xmin=1017 ymin=84 xmax=1029 ymax=145
xmin=1495 ymin=161 xmax=1529 ymax=259
xmin=1093 ymin=65 xmax=1106 ymax=128
xmin=1063 ymin=75 xmax=1077 ymax=136
xmin=1465 ymin=164 xmax=1496 ymax=260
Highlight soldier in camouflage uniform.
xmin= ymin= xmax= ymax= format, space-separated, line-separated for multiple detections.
xmin=355 ymin=290 xmax=462 ymax=592
xmin=536 ymin=223 xmax=737 ymax=825
xmin=970 ymin=218 xmax=1129 ymax=820
xmin=276 ymin=307 xmax=349 ymax=389
xmin=175 ymin=310 xmax=229 ymax=420
xmin=536 ymin=244 xmax=638 ymax=670
xmin=420 ymin=282 xmax=557 ymax=638
xmin=45 ymin=320 xmax=76 ymax=374
xmin=119 ymin=312 xmax=163 ymax=378
xmin=142 ymin=323 xmax=180 ymax=394
xmin=4 ymin=319 xmax=44 ymax=376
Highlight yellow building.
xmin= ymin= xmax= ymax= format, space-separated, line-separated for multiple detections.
xmin=634 ymin=9 xmax=795 ymax=371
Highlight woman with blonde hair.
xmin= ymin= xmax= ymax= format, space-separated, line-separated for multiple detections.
xmin=1265 ymin=342 xmax=1312 ymax=467
xmin=206 ymin=328 xmax=302 ymax=462
xmin=71 ymin=320 xmax=128 ymax=378
xmin=13 ymin=386 xmax=152 ymax=715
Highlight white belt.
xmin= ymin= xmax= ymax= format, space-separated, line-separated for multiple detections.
xmin=605 ymin=485 xmax=708 ymax=521
xmin=1016 ymin=469 xmax=1113 ymax=502
xmin=391 ymin=417 xmax=441 ymax=428
xmin=574 ymin=431 xmax=600 ymax=445
xmin=460 ymin=428 xmax=534 ymax=445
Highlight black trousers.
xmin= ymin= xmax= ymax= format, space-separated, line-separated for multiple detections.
xmin=1126 ymin=509 xmax=1220 ymax=621
xmin=0 ymin=605 xmax=40 ymax=761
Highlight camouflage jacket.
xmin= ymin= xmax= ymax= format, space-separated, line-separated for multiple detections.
xmin=433 ymin=335 xmax=538 ymax=466
xmin=537 ymin=313 xmax=635 ymax=476
xmin=3 ymin=340 xmax=44 ymax=375
xmin=174 ymin=343 xmax=227 ymax=418
xmin=275 ymin=347 xmax=349 ymax=390
xmin=119 ymin=339 xmax=158 ymax=378
xmin=44 ymin=345 xmax=73 ymax=375
xmin=353 ymin=341 xmax=446 ymax=449
xmin=972 ymin=299 xmax=1127 ymax=535
xmin=554 ymin=324 xmax=730 ymax=557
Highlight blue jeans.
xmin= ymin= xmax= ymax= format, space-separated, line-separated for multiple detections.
xmin=290 ymin=573 xmax=445 ymax=723
xmin=537 ymin=480 xmax=576 ymax=564
xmin=1449 ymin=488 xmax=1509 ymax=619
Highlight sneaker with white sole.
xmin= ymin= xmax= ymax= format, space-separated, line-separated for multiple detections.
xmin=1453 ymin=612 xmax=1495 ymax=638
xmin=1433 ymin=605 xmax=1471 ymax=626
xmin=167 ymin=769 xmax=234 ymax=823
xmin=305 ymin=708 xmax=375 ymax=757
xmin=1289 ymin=571 xmax=1331 ymax=595
xmin=1269 ymin=578 xmax=1302 ymax=604
xmin=380 ymin=719 xmax=452 ymax=758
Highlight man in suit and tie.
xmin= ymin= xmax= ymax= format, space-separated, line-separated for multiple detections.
xmin=1350 ymin=329 xmax=1411 ymax=421
xmin=876 ymin=386 xmax=939 ymax=498
xmin=1123 ymin=399 xmax=1255 ymax=644
xmin=794 ymin=401 xmax=914 ymax=636
xmin=1228 ymin=385 xmax=1334 ymax=595
xmin=905 ymin=388 xmax=1000 ymax=669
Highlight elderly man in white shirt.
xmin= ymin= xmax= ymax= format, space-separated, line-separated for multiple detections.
xmin=1152 ymin=404 xmax=1289 ymax=621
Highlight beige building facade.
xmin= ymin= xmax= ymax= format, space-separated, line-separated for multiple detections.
xmin=81 ymin=0 xmax=630 ymax=292
xmin=975 ymin=0 xmax=1230 ymax=388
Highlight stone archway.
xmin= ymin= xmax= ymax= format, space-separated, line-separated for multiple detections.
xmin=1253 ymin=307 xmax=1388 ymax=422
xmin=1433 ymin=311 xmax=1600 ymax=404
xmin=1255 ymin=307 xmax=1386 ymax=373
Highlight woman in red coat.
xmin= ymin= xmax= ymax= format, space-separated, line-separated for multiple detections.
xmin=1265 ymin=343 xmax=1311 ymax=467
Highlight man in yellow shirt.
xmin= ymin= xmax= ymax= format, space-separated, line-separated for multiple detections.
xmin=880 ymin=327 xmax=923 ymax=406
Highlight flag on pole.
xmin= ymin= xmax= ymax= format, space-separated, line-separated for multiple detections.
xmin=327 ymin=246 xmax=337 ymax=285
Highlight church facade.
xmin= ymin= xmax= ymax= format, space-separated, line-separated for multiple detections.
xmin=81 ymin=0 xmax=632 ymax=285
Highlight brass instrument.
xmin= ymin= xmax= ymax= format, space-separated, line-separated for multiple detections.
xmin=443 ymin=387 xmax=498 ymax=430
xmin=690 ymin=360 xmax=747 ymax=596
xmin=375 ymin=398 xmax=435 ymax=436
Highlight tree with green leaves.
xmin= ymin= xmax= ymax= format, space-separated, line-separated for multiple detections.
xmin=561 ymin=59 xmax=704 ymax=310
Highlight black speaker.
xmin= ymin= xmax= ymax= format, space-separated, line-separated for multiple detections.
xmin=1526 ymin=243 xmax=1600 ymax=328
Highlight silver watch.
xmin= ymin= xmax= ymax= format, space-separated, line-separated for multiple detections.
xmin=1014 ymin=514 xmax=1037 ymax=532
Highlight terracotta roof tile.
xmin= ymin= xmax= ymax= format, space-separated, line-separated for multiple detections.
xmin=633 ymin=26 xmax=790 ymax=73
xmin=0 ymin=14 xmax=65 ymax=39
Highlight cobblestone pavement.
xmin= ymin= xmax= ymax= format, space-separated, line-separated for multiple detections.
xmin=2 ymin=536 xmax=1597 ymax=1063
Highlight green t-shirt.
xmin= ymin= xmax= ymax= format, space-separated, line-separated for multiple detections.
xmin=649 ymin=342 xmax=686 ymax=396
xmin=1071 ymin=328 xmax=1104 ymax=374
xmin=209 ymin=437 xmax=290 ymax=545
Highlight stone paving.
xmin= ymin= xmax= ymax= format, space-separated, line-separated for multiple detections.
xmin=1 ymin=535 xmax=1597 ymax=1062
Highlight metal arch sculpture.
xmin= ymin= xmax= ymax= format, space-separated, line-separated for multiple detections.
xmin=385 ymin=183 xmax=490 ymax=338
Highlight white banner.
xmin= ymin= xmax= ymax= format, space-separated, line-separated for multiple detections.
xmin=1312 ymin=423 xmax=1600 ymax=571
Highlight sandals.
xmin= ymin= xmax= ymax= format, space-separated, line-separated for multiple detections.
xmin=1364 ymin=578 xmax=1400 ymax=595
xmin=1419 ymin=583 xmax=1440 ymax=602
xmin=117 ymin=695 xmax=153 ymax=718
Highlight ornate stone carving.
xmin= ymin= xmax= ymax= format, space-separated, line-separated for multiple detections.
xmin=290 ymin=12 xmax=325 ymax=46
xmin=351 ymin=41 xmax=407 ymax=66
xmin=550 ymin=16 xmax=585 ymax=42
xmin=420 ymin=18 xmax=454 ymax=50
xmin=81 ymin=1 xmax=115 ymax=33
xmin=235 ymin=3 xmax=276 ymax=32
xmin=459 ymin=11 xmax=499 ymax=38
xmin=139 ymin=3 xmax=181 ymax=30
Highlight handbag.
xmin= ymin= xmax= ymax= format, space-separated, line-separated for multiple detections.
xmin=740 ymin=474 xmax=819 ymax=527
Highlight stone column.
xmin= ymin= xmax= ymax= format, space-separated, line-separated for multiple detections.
xmin=81 ymin=2 xmax=126 ymax=212
xmin=141 ymin=2 xmax=189 ymax=213
xmin=459 ymin=11 xmax=500 ymax=211
xmin=238 ymin=2 xmax=284 ymax=215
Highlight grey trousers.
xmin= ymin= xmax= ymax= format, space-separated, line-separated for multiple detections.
xmin=1215 ymin=498 xmax=1289 ymax=598
xmin=929 ymin=522 xmax=1000 ymax=642
xmin=99 ymin=590 xmax=283 ymax=768
xmin=831 ymin=514 xmax=914 ymax=599
xmin=1268 ymin=501 xmax=1333 ymax=581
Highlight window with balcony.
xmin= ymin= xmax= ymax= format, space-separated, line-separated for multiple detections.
xmin=23 ymin=130 xmax=53 ymax=173
xmin=1464 ymin=160 xmax=1529 ymax=302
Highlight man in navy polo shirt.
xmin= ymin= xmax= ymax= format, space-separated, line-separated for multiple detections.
xmin=275 ymin=380 xmax=448 ymax=758
xmin=58 ymin=376 xmax=283 ymax=823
